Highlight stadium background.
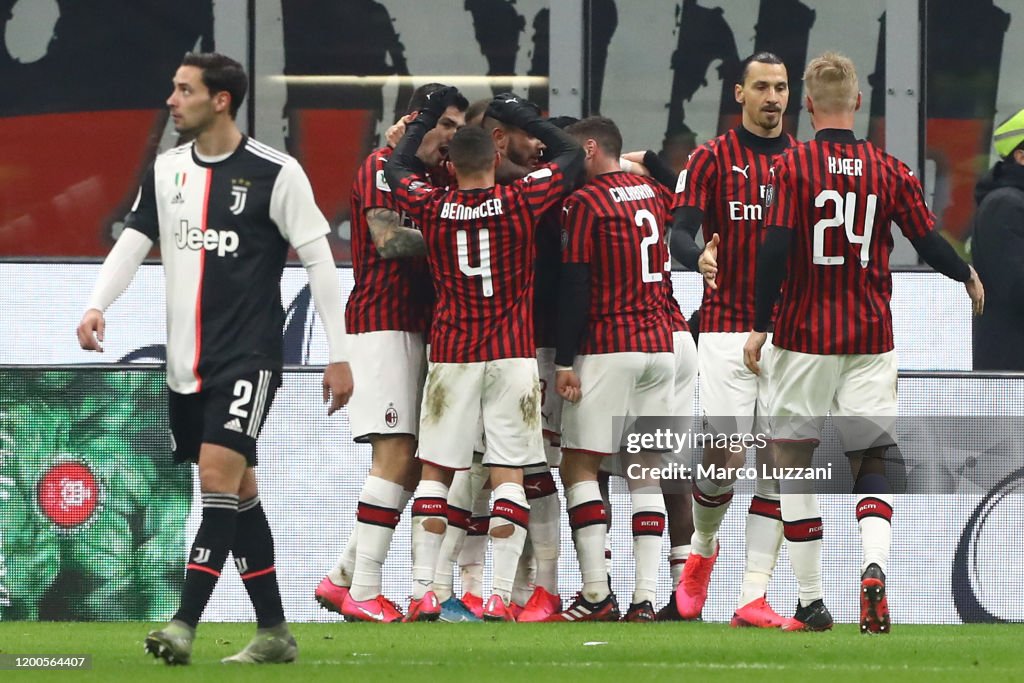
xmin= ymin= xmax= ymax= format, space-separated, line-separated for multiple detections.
xmin=1 ymin=0 xmax=1022 ymax=626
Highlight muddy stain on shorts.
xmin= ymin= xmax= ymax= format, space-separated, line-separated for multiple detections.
xmin=519 ymin=379 xmax=541 ymax=429
xmin=422 ymin=365 xmax=450 ymax=425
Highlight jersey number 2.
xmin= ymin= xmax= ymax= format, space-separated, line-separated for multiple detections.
xmin=228 ymin=379 xmax=253 ymax=418
xmin=457 ymin=229 xmax=494 ymax=297
xmin=636 ymin=209 xmax=669 ymax=282
xmin=813 ymin=190 xmax=877 ymax=267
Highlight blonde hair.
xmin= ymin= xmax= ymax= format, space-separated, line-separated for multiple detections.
xmin=803 ymin=52 xmax=859 ymax=114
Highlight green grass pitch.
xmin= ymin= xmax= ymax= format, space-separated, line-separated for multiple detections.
xmin=0 ymin=622 xmax=1022 ymax=682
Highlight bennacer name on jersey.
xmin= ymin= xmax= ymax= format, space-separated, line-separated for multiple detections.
xmin=175 ymin=221 xmax=240 ymax=257
xmin=439 ymin=198 xmax=504 ymax=220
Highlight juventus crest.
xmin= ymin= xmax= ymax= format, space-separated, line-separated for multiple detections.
xmin=230 ymin=178 xmax=250 ymax=215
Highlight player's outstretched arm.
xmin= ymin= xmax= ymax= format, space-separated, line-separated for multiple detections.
xmin=746 ymin=224 xmax=793 ymax=375
xmin=384 ymin=114 xmax=414 ymax=148
xmin=908 ymin=231 xmax=984 ymax=315
xmin=619 ymin=151 xmax=651 ymax=178
xmin=696 ymin=233 xmax=720 ymax=290
xmin=296 ymin=237 xmax=353 ymax=413
xmin=77 ymin=228 xmax=153 ymax=352
xmin=621 ymin=150 xmax=679 ymax=191
xmin=554 ymin=262 xmax=590 ymax=403
xmin=668 ymin=206 xmax=704 ymax=272
xmin=366 ymin=207 xmax=426 ymax=259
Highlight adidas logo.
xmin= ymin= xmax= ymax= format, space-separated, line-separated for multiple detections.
xmin=224 ymin=418 xmax=243 ymax=433
xmin=171 ymin=192 xmax=184 ymax=204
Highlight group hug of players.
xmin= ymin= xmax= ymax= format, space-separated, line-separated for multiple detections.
xmin=314 ymin=51 xmax=984 ymax=632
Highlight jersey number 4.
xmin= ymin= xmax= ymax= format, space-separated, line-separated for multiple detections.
xmin=813 ymin=190 xmax=877 ymax=268
xmin=636 ymin=209 xmax=670 ymax=282
xmin=457 ymin=229 xmax=494 ymax=297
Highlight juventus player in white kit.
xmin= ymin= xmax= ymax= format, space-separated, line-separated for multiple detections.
xmin=77 ymin=53 xmax=352 ymax=665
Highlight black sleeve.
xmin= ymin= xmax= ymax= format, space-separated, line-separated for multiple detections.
xmin=124 ymin=166 xmax=159 ymax=241
xmin=384 ymin=110 xmax=435 ymax=189
xmin=555 ymin=263 xmax=591 ymax=366
xmin=669 ymin=206 xmax=704 ymax=271
xmin=687 ymin=307 xmax=701 ymax=346
xmin=642 ymin=150 xmax=679 ymax=190
xmin=521 ymin=118 xmax=584 ymax=191
xmin=753 ymin=226 xmax=793 ymax=332
xmin=909 ymin=230 xmax=972 ymax=282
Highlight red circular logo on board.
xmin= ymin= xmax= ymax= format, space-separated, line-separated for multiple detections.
xmin=37 ymin=462 xmax=101 ymax=529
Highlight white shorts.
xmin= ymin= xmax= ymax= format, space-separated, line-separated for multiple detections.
xmin=671 ymin=331 xmax=698 ymax=418
xmin=561 ymin=352 xmax=675 ymax=455
xmin=770 ymin=349 xmax=898 ymax=451
xmin=418 ymin=357 xmax=547 ymax=470
xmin=536 ymin=347 xmax=564 ymax=447
xmin=348 ymin=331 xmax=426 ymax=442
xmin=663 ymin=331 xmax=699 ymax=466
xmin=698 ymin=331 xmax=774 ymax=436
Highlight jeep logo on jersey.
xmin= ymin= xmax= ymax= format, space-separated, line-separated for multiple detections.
xmin=175 ymin=221 xmax=240 ymax=257
xmin=229 ymin=180 xmax=250 ymax=215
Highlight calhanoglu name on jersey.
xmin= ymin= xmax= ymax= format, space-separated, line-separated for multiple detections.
xmin=625 ymin=462 xmax=834 ymax=482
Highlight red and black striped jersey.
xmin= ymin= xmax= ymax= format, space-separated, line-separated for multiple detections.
xmin=663 ymin=276 xmax=689 ymax=332
xmin=345 ymin=146 xmax=433 ymax=334
xmin=562 ymin=171 xmax=674 ymax=355
xmin=390 ymin=164 xmax=568 ymax=363
xmin=765 ymin=129 xmax=933 ymax=354
xmin=125 ymin=137 xmax=329 ymax=394
xmin=673 ymin=127 xmax=794 ymax=332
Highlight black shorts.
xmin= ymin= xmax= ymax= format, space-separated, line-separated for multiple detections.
xmin=169 ymin=369 xmax=281 ymax=466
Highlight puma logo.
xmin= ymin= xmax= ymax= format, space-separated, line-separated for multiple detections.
xmin=732 ymin=164 xmax=750 ymax=178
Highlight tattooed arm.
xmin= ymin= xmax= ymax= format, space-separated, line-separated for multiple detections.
xmin=366 ymin=207 xmax=426 ymax=259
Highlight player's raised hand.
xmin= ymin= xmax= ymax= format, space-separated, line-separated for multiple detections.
xmin=556 ymin=368 xmax=582 ymax=403
xmin=385 ymin=114 xmax=413 ymax=148
xmin=699 ymin=233 xmax=720 ymax=290
xmin=743 ymin=331 xmax=767 ymax=376
xmin=486 ymin=93 xmax=541 ymax=129
xmin=422 ymin=85 xmax=464 ymax=118
xmin=966 ymin=265 xmax=985 ymax=316
xmin=77 ymin=308 xmax=106 ymax=352
xmin=323 ymin=361 xmax=354 ymax=415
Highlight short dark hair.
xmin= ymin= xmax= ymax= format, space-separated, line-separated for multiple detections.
xmin=181 ymin=52 xmax=248 ymax=118
xmin=405 ymin=83 xmax=469 ymax=115
xmin=566 ymin=116 xmax=622 ymax=158
xmin=739 ymin=51 xmax=786 ymax=85
xmin=448 ymin=126 xmax=495 ymax=175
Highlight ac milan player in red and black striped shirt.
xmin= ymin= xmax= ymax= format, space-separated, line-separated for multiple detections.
xmin=317 ymin=84 xmax=469 ymax=625
xmin=386 ymin=89 xmax=582 ymax=622
xmin=621 ymin=147 xmax=701 ymax=617
xmin=744 ymin=52 xmax=984 ymax=634
xmin=546 ymin=116 xmax=675 ymax=623
xmin=670 ymin=53 xmax=793 ymax=629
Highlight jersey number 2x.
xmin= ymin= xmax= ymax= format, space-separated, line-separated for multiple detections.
xmin=813 ymin=190 xmax=878 ymax=268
